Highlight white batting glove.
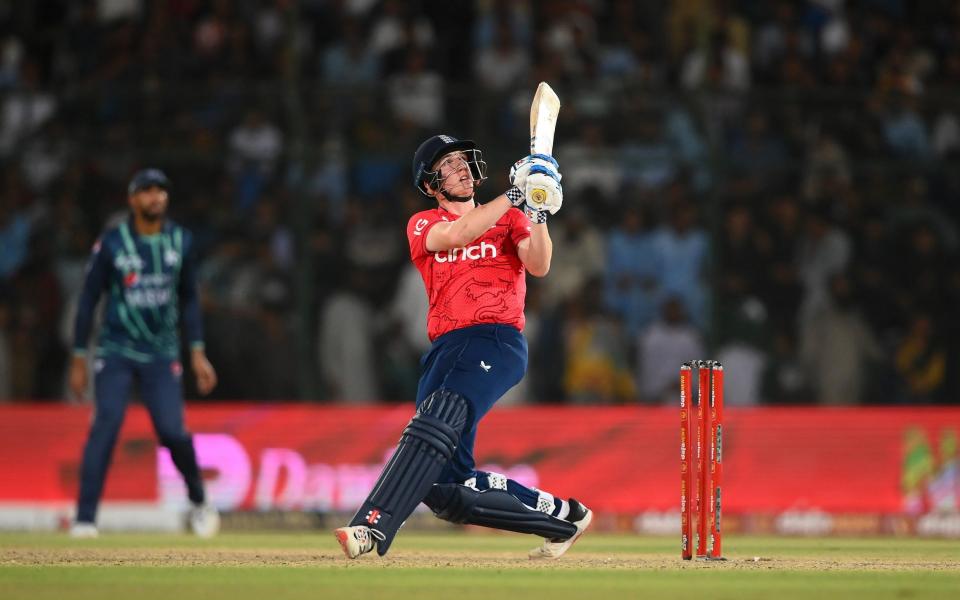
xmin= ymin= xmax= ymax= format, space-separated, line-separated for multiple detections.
xmin=525 ymin=172 xmax=562 ymax=215
xmin=509 ymin=154 xmax=561 ymax=191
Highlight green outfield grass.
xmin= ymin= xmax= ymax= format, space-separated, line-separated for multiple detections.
xmin=1 ymin=532 xmax=958 ymax=600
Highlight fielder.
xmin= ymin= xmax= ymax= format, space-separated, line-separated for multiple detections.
xmin=68 ymin=169 xmax=220 ymax=538
xmin=334 ymin=135 xmax=591 ymax=560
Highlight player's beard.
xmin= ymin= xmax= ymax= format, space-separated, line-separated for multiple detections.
xmin=139 ymin=206 xmax=165 ymax=222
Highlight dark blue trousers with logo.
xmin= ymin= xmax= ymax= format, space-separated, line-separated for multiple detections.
xmin=76 ymin=354 xmax=204 ymax=523
xmin=416 ymin=324 xmax=528 ymax=485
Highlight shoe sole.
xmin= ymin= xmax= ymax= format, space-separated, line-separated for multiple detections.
xmin=529 ymin=509 xmax=593 ymax=560
xmin=334 ymin=528 xmax=355 ymax=559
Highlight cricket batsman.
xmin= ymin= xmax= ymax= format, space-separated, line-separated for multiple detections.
xmin=334 ymin=135 xmax=591 ymax=560
xmin=68 ymin=168 xmax=220 ymax=538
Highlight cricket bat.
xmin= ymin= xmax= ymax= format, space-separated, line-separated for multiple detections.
xmin=530 ymin=82 xmax=561 ymax=156
xmin=528 ymin=82 xmax=561 ymax=209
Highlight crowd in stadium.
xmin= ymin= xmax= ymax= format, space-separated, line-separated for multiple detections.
xmin=1 ymin=0 xmax=959 ymax=405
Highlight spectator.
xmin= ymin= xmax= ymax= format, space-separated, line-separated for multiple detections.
xmin=882 ymin=94 xmax=930 ymax=159
xmin=473 ymin=0 xmax=531 ymax=52
xmin=665 ymin=106 xmax=710 ymax=191
xmin=637 ymin=296 xmax=705 ymax=404
xmin=0 ymin=60 xmax=56 ymax=157
xmin=0 ymin=185 xmax=34 ymax=281
xmin=620 ymin=112 xmax=679 ymax=191
xmin=318 ymin=273 xmax=380 ymax=403
xmin=756 ymin=193 xmax=804 ymax=331
xmin=287 ymin=136 xmax=349 ymax=226
xmin=0 ymin=35 xmax=24 ymax=89
xmin=716 ymin=298 xmax=769 ymax=407
xmin=681 ymin=30 xmax=750 ymax=91
xmin=228 ymin=110 xmax=284 ymax=213
xmin=563 ymin=284 xmax=635 ymax=404
xmin=368 ymin=0 xmax=435 ymax=66
xmin=387 ymin=263 xmax=429 ymax=357
xmin=803 ymin=131 xmax=851 ymax=201
xmin=475 ymin=20 xmax=530 ymax=92
xmin=753 ymin=2 xmax=807 ymax=77
xmin=850 ymin=209 xmax=900 ymax=336
xmin=387 ymin=49 xmax=444 ymax=128
xmin=539 ymin=205 xmax=605 ymax=311
xmin=931 ymin=108 xmax=960 ymax=159
xmin=557 ymin=123 xmax=622 ymax=198
xmin=716 ymin=202 xmax=763 ymax=306
xmin=604 ymin=204 xmax=662 ymax=336
xmin=321 ymin=19 xmax=380 ymax=86
xmin=800 ymin=274 xmax=882 ymax=405
xmin=895 ymin=314 xmax=947 ymax=404
xmin=797 ymin=205 xmax=852 ymax=329
xmin=651 ymin=198 xmax=709 ymax=330
xmin=762 ymin=329 xmax=811 ymax=404
xmin=19 ymin=120 xmax=73 ymax=193
xmin=729 ymin=111 xmax=788 ymax=174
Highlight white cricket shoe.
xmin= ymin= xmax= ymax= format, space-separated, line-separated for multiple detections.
xmin=334 ymin=525 xmax=385 ymax=559
xmin=528 ymin=498 xmax=593 ymax=560
xmin=69 ymin=522 xmax=99 ymax=538
xmin=189 ymin=503 xmax=220 ymax=538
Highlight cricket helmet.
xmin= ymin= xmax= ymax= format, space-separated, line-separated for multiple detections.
xmin=412 ymin=135 xmax=487 ymax=196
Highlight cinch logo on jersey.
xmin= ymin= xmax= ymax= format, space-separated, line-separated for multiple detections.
xmin=434 ymin=241 xmax=497 ymax=263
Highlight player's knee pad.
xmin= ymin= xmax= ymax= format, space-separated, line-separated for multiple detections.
xmin=422 ymin=482 xmax=476 ymax=523
xmin=403 ymin=388 xmax=469 ymax=460
xmin=424 ymin=483 xmax=577 ymax=540
xmin=350 ymin=389 xmax=469 ymax=556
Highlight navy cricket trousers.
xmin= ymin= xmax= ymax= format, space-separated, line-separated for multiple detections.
xmin=76 ymin=354 xmax=204 ymax=523
xmin=415 ymin=324 xmax=527 ymax=484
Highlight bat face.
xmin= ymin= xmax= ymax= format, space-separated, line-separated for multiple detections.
xmin=530 ymin=82 xmax=561 ymax=156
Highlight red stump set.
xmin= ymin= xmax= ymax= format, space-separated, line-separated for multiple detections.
xmin=680 ymin=360 xmax=724 ymax=561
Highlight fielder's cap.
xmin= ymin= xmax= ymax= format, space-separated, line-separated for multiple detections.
xmin=412 ymin=134 xmax=477 ymax=191
xmin=127 ymin=168 xmax=171 ymax=195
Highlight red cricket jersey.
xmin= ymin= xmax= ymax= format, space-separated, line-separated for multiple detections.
xmin=407 ymin=205 xmax=532 ymax=341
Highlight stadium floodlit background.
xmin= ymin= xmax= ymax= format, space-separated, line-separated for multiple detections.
xmin=0 ymin=0 xmax=959 ymax=543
